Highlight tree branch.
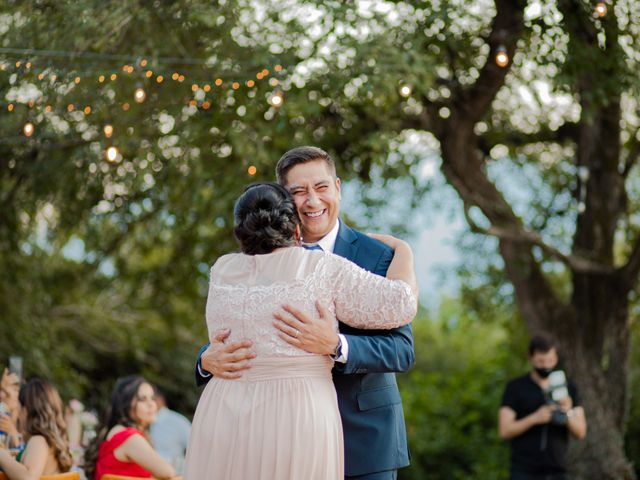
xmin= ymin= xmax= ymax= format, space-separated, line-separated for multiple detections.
xmin=463 ymin=203 xmax=614 ymax=275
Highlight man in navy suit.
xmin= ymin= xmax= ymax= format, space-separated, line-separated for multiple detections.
xmin=196 ymin=146 xmax=415 ymax=479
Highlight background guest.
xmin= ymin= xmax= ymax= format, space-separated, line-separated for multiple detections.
xmin=83 ymin=376 xmax=175 ymax=480
xmin=0 ymin=378 xmax=73 ymax=480
xmin=149 ymin=388 xmax=190 ymax=475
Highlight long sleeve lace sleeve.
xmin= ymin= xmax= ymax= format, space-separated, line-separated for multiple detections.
xmin=323 ymin=253 xmax=417 ymax=329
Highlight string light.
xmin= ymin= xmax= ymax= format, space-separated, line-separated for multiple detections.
xmin=45 ymin=105 xmax=52 ymax=113
xmin=25 ymin=62 xmax=31 ymax=69
xmin=37 ymin=73 xmax=45 ymax=80
xmin=74 ymin=76 xmax=81 ymax=84
xmin=84 ymin=106 xmax=92 ymax=114
xmin=246 ymin=80 xmax=255 ymax=87
xmin=103 ymin=124 xmax=114 ymax=138
xmin=178 ymin=75 xmax=185 ymax=82
xmin=145 ymin=70 xmax=153 ymax=78
xmin=106 ymin=146 xmax=119 ymax=162
xmin=202 ymin=101 xmax=211 ymax=109
xmin=7 ymin=104 xmax=13 ymax=111
xmin=248 ymin=165 xmax=257 ymax=176
xmin=156 ymin=75 xmax=164 ymax=83
xmin=399 ymin=84 xmax=412 ymax=98
xmin=191 ymin=84 xmax=199 ymax=92
xmin=110 ymin=73 xmax=117 ymax=81
xmin=269 ymin=78 xmax=279 ymax=86
xmin=203 ymin=84 xmax=211 ymax=92
xmin=595 ymin=1 xmax=607 ymax=17
xmin=275 ymin=65 xmax=283 ymax=72
xmin=215 ymin=79 xmax=223 ymax=86
xmin=495 ymin=45 xmax=509 ymax=67
xmin=257 ymin=72 xmax=264 ymax=80
xmin=140 ymin=59 xmax=148 ymax=67
xmin=98 ymin=75 xmax=105 ymax=82
xmin=23 ymin=122 xmax=35 ymax=137
xmin=15 ymin=61 xmax=21 ymax=68
xmin=67 ymin=104 xmax=74 ymax=112
xmin=172 ymin=73 xmax=179 ymax=81
xmin=134 ymin=87 xmax=146 ymax=103
xmin=269 ymin=91 xmax=284 ymax=108
xmin=122 ymin=102 xmax=130 ymax=111
xmin=232 ymin=82 xmax=240 ymax=90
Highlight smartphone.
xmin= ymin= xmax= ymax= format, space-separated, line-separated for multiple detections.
xmin=8 ymin=356 xmax=23 ymax=383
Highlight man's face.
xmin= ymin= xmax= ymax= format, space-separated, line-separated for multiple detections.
xmin=529 ymin=348 xmax=558 ymax=370
xmin=284 ymin=159 xmax=341 ymax=243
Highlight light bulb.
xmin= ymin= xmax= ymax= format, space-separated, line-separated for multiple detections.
xmin=248 ymin=165 xmax=257 ymax=176
xmin=106 ymin=146 xmax=119 ymax=162
xmin=23 ymin=122 xmax=35 ymax=137
xmin=103 ymin=124 xmax=114 ymax=138
xmin=269 ymin=92 xmax=284 ymax=107
xmin=495 ymin=46 xmax=509 ymax=67
xmin=595 ymin=2 xmax=607 ymax=17
xmin=399 ymin=84 xmax=412 ymax=98
xmin=134 ymin=87 xmax=146 ymax=103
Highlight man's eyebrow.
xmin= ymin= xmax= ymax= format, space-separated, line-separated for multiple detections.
xmin=288 ymin=184 xmax=305 ymax=190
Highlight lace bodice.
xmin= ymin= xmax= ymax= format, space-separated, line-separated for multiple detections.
xmin=205 ymin=247 xmax=417 ymax=357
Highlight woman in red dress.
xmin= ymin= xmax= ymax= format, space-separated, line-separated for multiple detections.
xmin=84 ymin=376 xmax=175 ymax=480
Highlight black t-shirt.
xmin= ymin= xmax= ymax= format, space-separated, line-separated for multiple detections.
xmin=501 ymin=373 xmax=580 ymax=474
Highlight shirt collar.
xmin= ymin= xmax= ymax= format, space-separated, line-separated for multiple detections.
xmin=303 ymin=219 xmax=340 ymax=253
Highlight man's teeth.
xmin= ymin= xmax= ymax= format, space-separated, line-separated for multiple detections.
xmin=306 ymin=210 xmax=324 ymax=218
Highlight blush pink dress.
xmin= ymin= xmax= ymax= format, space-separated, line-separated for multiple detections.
xmin=184 ymin=247 xmax=417 ymax=480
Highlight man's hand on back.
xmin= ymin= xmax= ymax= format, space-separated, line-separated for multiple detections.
xmin=273 ymin=301 xmax=339 ymax=355
xmin=201 ymin=329 xmax=256 ymax=379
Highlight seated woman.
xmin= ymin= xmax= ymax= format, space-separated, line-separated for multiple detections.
xmin=84 ymin=376 xmax=175 ymax=480
xmin=0 ymin=378 xmax=73 ymax=480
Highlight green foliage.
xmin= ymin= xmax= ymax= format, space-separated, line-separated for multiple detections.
xmin=398 ymin=298 xmax=527 ymax=480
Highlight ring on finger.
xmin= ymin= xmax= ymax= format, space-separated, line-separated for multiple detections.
xmin=295 ymin=329 xmax=300 ymax=338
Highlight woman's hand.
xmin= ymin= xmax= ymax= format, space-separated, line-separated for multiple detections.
xmin=366 ymin=233 xmax=408 ymax=250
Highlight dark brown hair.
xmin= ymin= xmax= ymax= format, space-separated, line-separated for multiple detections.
xmin=528 ymin=333 xmax=558 ymax=356
xmin=233 ymin=183 xmax=300 ymax=255
xmin=275 ymin=146 xmax=336 ymax=185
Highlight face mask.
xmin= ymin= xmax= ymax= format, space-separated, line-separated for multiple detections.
xmin=534 ymin=367 xmax=554 ymax=378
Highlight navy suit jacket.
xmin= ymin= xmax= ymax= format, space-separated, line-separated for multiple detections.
xmin=195 ymin=221 xmax=415 ymax=476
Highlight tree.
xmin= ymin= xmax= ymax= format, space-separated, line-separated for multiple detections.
xmin=305 ymin=1 xmax=638 ymax=478
xmin=2 ymin=1 xmax=639 ymax=477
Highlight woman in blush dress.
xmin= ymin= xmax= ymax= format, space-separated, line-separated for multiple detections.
xmin=184 ymin=183 xmax=418 ymax=480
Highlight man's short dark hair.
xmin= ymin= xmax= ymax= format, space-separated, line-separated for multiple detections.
xmin=528 ymin=333 xmax=557 ymax=356
xmin=275 ymin=146 xmax=337 ymax=185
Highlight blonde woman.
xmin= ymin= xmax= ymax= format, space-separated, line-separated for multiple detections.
xmin=0 ymin=378 xmax=73 ymax=480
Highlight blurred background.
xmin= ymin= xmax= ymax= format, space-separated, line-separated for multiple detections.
xmin=1 ymin=1 xmax=639 ymax=479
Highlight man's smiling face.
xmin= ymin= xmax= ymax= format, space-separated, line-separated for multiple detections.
xmin=284 ymin=159 xmax=341 ymax=243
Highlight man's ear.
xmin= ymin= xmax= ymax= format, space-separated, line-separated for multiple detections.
xmin=335 ymin=177 xmax=341 ymax=198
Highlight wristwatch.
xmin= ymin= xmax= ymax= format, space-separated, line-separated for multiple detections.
xmin=330 ymin=336 xmax=343 ymax=359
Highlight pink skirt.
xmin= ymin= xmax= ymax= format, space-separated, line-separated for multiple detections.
xmin=184 ymin=356 xmax=343 ymax=480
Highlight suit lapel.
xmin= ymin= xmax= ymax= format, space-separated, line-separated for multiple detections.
xmin=333 ymin=220 xmax=358 ymax=261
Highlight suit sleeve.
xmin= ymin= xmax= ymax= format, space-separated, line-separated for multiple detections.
xmin=194 ymin=343 xmax=212 ymax=387
xmin=336 ymin=247 xmax=416 ymax=375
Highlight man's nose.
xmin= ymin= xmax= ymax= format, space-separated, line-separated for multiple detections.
xmin=306 ymin=191 xmax=320 ymax=207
